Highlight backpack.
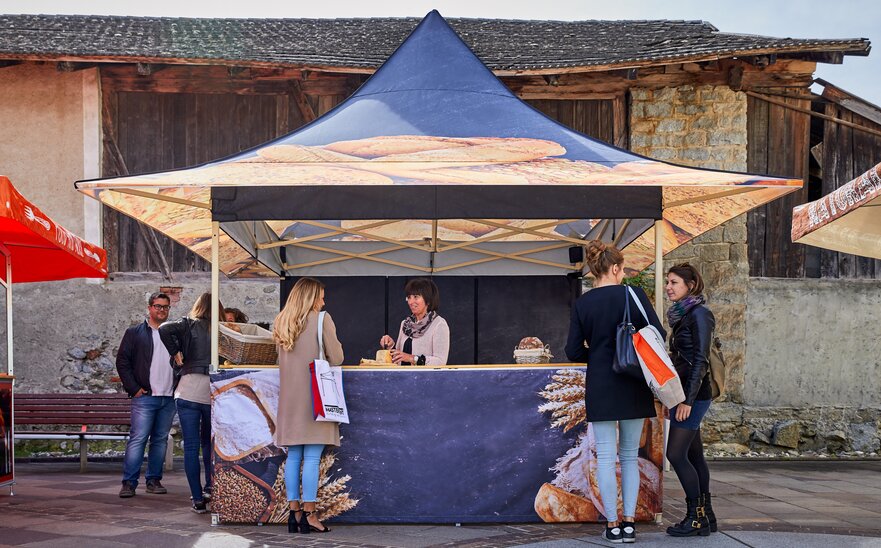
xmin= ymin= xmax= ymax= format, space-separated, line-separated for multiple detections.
xmin=708 ymin=336 xmax=726 ymax=399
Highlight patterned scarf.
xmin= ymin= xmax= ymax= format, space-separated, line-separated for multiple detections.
xmin=403 ymin=311 xmax=437 ymax=339
xmin=666 ymin=294 xmax=706 ymax=326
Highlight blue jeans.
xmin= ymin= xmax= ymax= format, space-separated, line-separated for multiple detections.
xmin=285 ymin=444 xmax=325 ymax=503
xmin=122 ymin=395 xmax=175 ymax=486
xmin=592 ymin=419 xmax=644 ymax=522
xmin=176 ymin=398 xmax=212 ymax=503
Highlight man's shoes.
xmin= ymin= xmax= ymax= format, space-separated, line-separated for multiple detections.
xmin=119 ymin=481 xmax=136 ymax=498
xmin=145 ymin=479 xmax=167 ymax=494
xmin=192 ymin=501 xmax=208 ymax=514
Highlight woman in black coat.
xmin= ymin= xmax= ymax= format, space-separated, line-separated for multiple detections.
xmin=565 ymin=240 xmax=665 ymax=544
xmin=664 ymin=263 xmax=716 ymax=537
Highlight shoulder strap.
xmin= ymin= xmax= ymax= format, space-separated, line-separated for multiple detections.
xmin=627 ymin=286 xmax=650 ymax=324
xmin=317 ymin=311 xmax=326 ymax=360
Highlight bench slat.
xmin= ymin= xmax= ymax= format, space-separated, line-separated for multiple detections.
xmin=16 ymin=418 xmax=133 ymax=425
xmin=16 ymin=393 xmax=129 ymax=400
xmin=16 ymin=405 xmax=132 ymax=412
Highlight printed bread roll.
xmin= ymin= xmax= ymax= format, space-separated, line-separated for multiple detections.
xmin=255 ymin=144 xmax=363 ymax=163
xmin=534 ymin=483 xmax=601 ymax=522
xmin=374 ymin=137 xmax=566 ymax=166
xmin=323 ymin=135 xmax=472 ymax=158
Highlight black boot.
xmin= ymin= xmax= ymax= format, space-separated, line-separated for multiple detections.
xmin=666 ymin=498 xmax=710 ymax=537
xmin=701 ymin=492 xmax=718 ymax=532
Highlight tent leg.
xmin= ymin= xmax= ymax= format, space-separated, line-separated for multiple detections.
xmin=653 ymin=220 xmax=672 ymax=472
xmin=1 ymin=248 xmax=12 ymax=377
xmin=211 ymin=222 xmax=220 ymax=373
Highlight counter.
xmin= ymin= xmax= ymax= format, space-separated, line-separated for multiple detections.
xmin=209 ymin=364 xmax=664 ymax=524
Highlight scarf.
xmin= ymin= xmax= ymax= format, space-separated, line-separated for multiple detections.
xmin=666 ymin=294 xmax=706 ymax=327
xmin=403 ymin=311 xmax=437 ymax=339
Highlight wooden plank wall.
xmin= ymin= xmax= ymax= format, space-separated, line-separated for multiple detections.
xmin=101 ymin=64 xmax=621 ymax=273
xmin=746 ymin=92 xmax=811 ymax=278
xmin=819 ymin=104 xmax=881 ymax=278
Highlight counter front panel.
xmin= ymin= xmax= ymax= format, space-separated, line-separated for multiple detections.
xmin=210 ymin=365 xmax=663 ymax=524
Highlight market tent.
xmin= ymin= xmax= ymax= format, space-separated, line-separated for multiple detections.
xmin=1 ymin=176 xmax=107 ymax=283
xmin=792 ymin=162 xmax=881 ymax=258
xmin=76 ymin=10 xmax=801 ymax=279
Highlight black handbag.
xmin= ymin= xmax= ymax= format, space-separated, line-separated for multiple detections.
xmin=612 ymin=286 xmax=643 ymax=378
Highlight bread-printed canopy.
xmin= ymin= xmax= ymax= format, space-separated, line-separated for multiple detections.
xmin=77 ymin=11 xmax=800 ymax=277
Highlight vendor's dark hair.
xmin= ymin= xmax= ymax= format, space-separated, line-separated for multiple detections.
xmin=404 ymin=278 xmax=440 ymax=312
xmin=667 ymin=263 xmax=704 ymax=296
xmin=583 ymin=240 xmax=624 ymax=276
xmin=148 ymin=292 xmax=170 ymax=306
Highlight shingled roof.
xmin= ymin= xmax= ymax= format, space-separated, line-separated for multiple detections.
xmin=0 ymin=14 xmax=871 ymax=73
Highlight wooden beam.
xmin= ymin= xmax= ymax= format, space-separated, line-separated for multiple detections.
xmin=0 ymin=60 xmax=21 ymax=69
xmin=56 ymin=61 xmax=96 ymax=72
xmin=728 ymin=65 xmax=744 ymax=91
xmin=290 ymin=79 xmax=317 ymax=123
xmin=746 ymin=91 xmax=881 ymax=139
xmin=136 ymin=63 xmax=165 ymax=76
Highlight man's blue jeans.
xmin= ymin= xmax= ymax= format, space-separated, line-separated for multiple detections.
xmin=121 ymin=395 xmax=175 ymax=486
xmin=176 ymin=398 xmax=212 ymax=502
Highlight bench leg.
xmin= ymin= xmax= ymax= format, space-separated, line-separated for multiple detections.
xmin=79 ymin=438 xmax=88 ymax=473
xmin=165 ymin=433 xmax=174 ymax=472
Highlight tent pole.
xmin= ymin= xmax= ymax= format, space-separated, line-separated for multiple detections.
xmin=0 ymin=248 xmax=11 ymax=378
xmin=654 ymin=220 xmax=663 ymax=314
xmin=211 ymin=221 xmax=220 ymax=373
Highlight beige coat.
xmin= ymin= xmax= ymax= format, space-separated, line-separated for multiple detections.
xmin=275 ymin=311 xmax=344 ymax=447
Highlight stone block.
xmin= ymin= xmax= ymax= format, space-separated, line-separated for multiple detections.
xmin=647 ymin=148 xmax=677 ymax=160
xmin=630 ymin=120 xmax=655 ymax=133
xmin=657 ymin=119 xmax=686 ymax=133
xmin=691 ymin=227 xmax=724 ymax=244
xmin=708 ymin=131 xmax=747 ymax=146
xmin=629 ymin=134 xmax=651 ymax=148
xmin=683 ymin=131 xmax=707 ymax=146
xmin=680 ymin=148 xmax=709 ymax=162
xmin=751 ymin=430 xmax=771 ymax=444
xmin=698 ymin=243 xmax=731 ymax=262
xmin=643 ymin=102 xmax=673 ymax=118
xmin=723 ymin=217 xmax=748 ymax=242
xmin=771 ymin=419 xmax=800 ymax=448
xmin=653 ymin=87 xmax=675 ymax=102
xmin=692 ymin=116 xmax=719 ymax=130
xmin=630 ymin=88 xmax=652 ymax=101
xmin=850 ymin=423 xmax=881 ymax=452
xmin=707 ymin=442 xmax=749 ymax=455
xmin=630 ymin=102 xmax=645 ymax=118
xmin=730 ymin=243 xmax=748 ymax=263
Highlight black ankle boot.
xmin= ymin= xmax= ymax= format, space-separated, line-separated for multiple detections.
xmin=287 ymin=509 xmax=300 ymax=533
xmin=701 ymin=492 xmax=717 ymax=532
xmin=666 ymin=497 xmax=710 ymax=537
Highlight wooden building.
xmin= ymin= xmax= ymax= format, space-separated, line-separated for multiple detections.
xmin=0 ymin=14 xmax=872 ymax=279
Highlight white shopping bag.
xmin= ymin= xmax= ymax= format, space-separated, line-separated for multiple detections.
xmin=308 ymin=311 xmax=349 ymax=424
xmin=627 ymin=287 xmax=686 ymax=408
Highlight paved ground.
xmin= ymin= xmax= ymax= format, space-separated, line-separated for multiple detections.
xmin=1 ymin=460 xmax=880 ymax=547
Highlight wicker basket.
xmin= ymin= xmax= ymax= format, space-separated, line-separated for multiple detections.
xmin=513 ymin=346 xmax=553 ymax=364
xmin=219 ymin=322 xmax=277 ymax=365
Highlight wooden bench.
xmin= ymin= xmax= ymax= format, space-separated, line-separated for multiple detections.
xmin=14 ymin=393 xmax=173 ymax=473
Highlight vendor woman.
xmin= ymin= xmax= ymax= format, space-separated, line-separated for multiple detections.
xmin=379 ymin=278 xmax=450 ymax=366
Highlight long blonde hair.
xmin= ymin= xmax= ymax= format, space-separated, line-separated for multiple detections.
xmin=273 ymin=278 xmax=324 ymax=351
xmin=189 ymin=292 xmax=224 ymax=321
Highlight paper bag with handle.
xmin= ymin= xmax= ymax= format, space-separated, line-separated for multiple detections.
xmin=309 ymin=311 xmax=350 ymax=424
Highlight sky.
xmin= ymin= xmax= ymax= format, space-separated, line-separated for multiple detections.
xmin=2 ymin=0 xmax=879 ymax=105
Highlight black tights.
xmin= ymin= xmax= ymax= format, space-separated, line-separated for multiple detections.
xmin=666 ymin=426 xmax=710 ymax=500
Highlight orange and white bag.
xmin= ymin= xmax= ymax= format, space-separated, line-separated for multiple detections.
xmin=627 ymin=287 xmax=686 ymax=408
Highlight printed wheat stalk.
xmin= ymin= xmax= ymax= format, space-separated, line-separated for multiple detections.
xmin=538 ymin=368 xmax=586 ymax=432
xmin=266 ymin=450 xmax=359 ymax=523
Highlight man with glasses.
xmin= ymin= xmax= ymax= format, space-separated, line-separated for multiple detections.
xmin=116 ymin=292 xmax=176 ymax=498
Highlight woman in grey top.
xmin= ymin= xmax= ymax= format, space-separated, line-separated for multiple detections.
xmin=160 ymin=292 xmax=220 ymax=514
xmin=379 ymin=278 xmax=450 ymax=366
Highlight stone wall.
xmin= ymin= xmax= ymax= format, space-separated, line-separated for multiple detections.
xmin=630 ymin=85 xmax=750 ymax=402
xmin=0 ymin=275 xmax=279 ymax=393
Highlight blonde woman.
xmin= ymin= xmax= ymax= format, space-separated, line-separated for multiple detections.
xmin=159 ymin=292 xmax=221 ymax=514
xmin=273 ymin=278 xmax=343 ymax=535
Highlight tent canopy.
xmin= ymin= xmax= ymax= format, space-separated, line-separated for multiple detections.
xmin=77 ymin=10 xmax=801 ymax=277
xmin=792 ymin=163 xmax=881 ymax=259
xmin=0 ymin=176 xmax=107 ymax=283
